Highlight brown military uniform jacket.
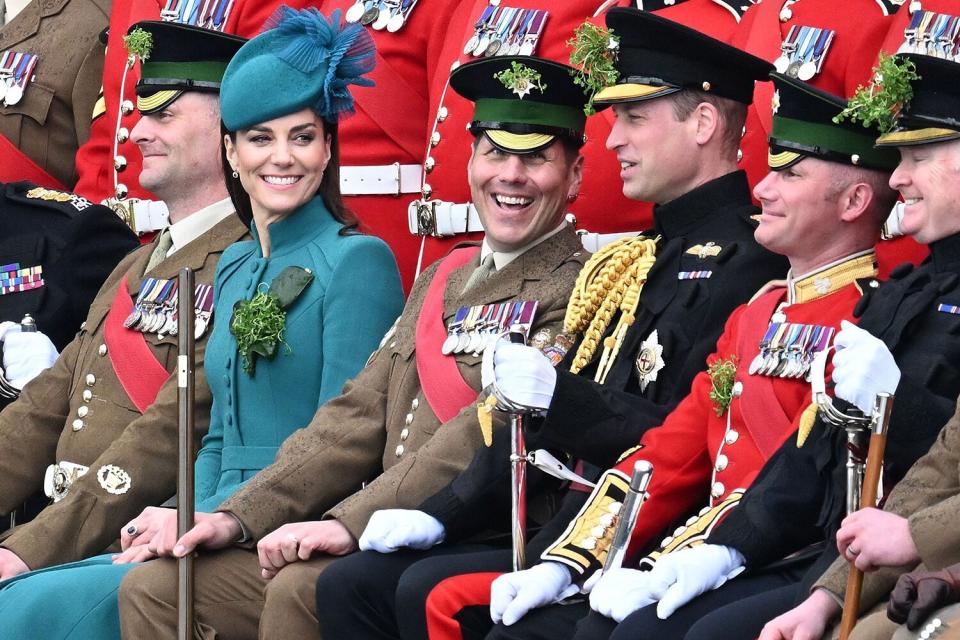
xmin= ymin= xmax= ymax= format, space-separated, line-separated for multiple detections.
xmin=219 ymin=226 xmax=588 ymax=540
xmin=817 ymin=396 xmax=960 ymax=614
xmin=0 ymin=0 xmax=109 ymax=188
xmin=0 ymin=213 xmax=248 ymax=570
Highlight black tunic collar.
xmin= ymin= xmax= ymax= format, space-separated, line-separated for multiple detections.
xmin=652 ymin=171 xmax=752 ymax=239
xmin=929 ymin=231 xmax=960 ymax=275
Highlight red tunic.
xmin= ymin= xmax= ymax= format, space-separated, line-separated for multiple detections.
xmin=543 ymin=254 xmax=875 ymax=575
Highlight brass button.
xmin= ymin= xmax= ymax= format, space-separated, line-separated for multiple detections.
xmin=425 ymin=157 xmax=436 ymax=173
xmin=400 ymin=428 xmax=409 ymax=440
xmin=411 ymin=398 xmax=419 ymax=410
xmin=438 ymin=106 xmax=448 ymax=122
xmin=121 ymin=100 xmax=135 ymax=116
xmin=82 ymin=390 xmax=92 ymax=402
xmin=98 ymin=344 xmax=108 ymax=357
xmin=117 ymin=127 xmax=130 ymax=144
xmin=395 ymin=445 xmax=405 ymax=457
xmin=405 ymin=413 xmax=414 ymax=426
xmin=86 ymin=374 xmax=96 ymax=386
xmin=430 ymin=132 xmax=441 ymax=147
xmin=77 ymin=406 xmax=89 ymax=418
xmin=725 ymin=430 xmax=740 ymax=445
xmin=72 ymin=419 xmax=84 ymax=432
xmin=732 ymin=381 xmax=743 ymax=397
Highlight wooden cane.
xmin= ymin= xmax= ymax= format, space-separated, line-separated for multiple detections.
xmin=177 ymin=268 xmax=197 ymax=640
xmin=839 ymin=392 xmax=894 ymax=640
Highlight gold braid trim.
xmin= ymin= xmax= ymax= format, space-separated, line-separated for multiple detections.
xmin=565 ymin=237 xmax=658 ymax=378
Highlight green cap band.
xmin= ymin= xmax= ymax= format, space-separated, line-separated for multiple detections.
xmin=140 ymin=60 xmax=230 ymax=85
xmin=473 ymin=98 xmax=586 ymax=133
xmin=772 ymin=116 xmax=899 ymax=170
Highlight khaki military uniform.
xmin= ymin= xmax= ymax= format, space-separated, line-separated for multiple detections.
xmin=0 ymin=0 xmax=109 ymax=188
xmin=0 ymin=213 xmax=248 ymax=570
xmin=118 ymin=226 xmax=588 ymax=640
xmin=815 ymin=397 xmax=960 ymax=638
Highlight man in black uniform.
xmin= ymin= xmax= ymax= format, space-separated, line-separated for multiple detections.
xmin=0 ymin=182 xmax=137 ymax=409
xmin=588 ymin=52 xmax=960 ymax=640
xmin=315 ymin=12 xmax=788 ymax=639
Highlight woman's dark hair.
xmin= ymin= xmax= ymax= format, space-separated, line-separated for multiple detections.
xmin=220 ymin=117 xmax=357 ymax=235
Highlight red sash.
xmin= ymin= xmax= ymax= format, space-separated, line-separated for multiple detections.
xmin=416 ymin=247 xmax=482 ymax=423
xmin=0 ymin=133 xmax=65 ymax=190
xmin=735 ymin=289 xmax=794 ymax=460
xmin=103 ymin=276 xmax=172 ymax=413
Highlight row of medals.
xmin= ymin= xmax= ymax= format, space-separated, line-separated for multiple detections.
xmin=897 ymin=10 xmax=960 ymax=60
xmin=442 ymin=300 xmax=538 ymax=356
xmin=748 ymin=319 xmax=835 ymax=379
xmin=0 ymin=55 xmax=35 ymax=107
xmin=772 ymin=25 xmax=834 ymax=82
xmin=345 ymin=0 xmax=417 ymax=33
xmin=463 ymin=6 xmax=548 ymax=58
xmin=124 ymin=278 xmax=214 ymax=340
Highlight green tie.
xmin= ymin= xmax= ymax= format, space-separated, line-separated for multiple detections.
xmin=462 ymin=254 xmax=496 ymax=293
xmin=145 ymin=229 xmax=173 ymax=273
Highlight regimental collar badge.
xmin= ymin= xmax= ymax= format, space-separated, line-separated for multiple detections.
xmin=635 ymin=329 xmax=666 ymax=392
xmin=686 ymin=242 xmax=723 ymax=259
xmin=495 ymin=61 xmax=547 ymax=100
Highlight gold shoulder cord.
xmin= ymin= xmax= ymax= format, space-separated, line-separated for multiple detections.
xmin=564 ymin=236 xmax=658 ymax=383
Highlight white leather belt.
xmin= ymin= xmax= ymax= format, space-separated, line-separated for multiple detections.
xmin=408 ymin=199 xmax=483 ymax=237
xmin=104 ymin=198 xmax=169 ymax=235
xmin=576 ymin=231 xmax=643 ymax=253
xmin=340 ymin=164 xmax=423 ymax=196
xmin=881 ymin=201 xmax=906 ymax=240
xmin=407 ymin=201 xmax=643 ymax=252
xmin=43 ymin=461 xmax=89 ymax=502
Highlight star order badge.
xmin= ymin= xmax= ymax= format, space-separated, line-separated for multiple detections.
xmin=635 ymin=330 xmax=666 ymax=392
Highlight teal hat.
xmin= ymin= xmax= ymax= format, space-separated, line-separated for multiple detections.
xmin=450 ymin=56 xmax=588 ymax=154
xmin=128 ymin=21 xmax=245 ymax=115
xmin=220 ymin=7 xmax=375 ymax=131
xmin=768 ymin=73 xmax=899 ymax=172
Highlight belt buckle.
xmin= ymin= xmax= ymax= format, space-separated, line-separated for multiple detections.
xmin=415 ymin=200 xmax=439 ymax=237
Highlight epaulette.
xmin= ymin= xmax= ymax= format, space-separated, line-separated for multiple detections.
xmin=710 ymin=0 xmax=755 ymax=20
xmin=636 ymin=0 xmax=691 ymax=11
xmin=874 ymin=0 xmax=908 ymax=16
xmin=13 ymin=184 xmax=95 ymax=216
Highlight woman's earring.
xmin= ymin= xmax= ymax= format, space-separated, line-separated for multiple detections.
xmin=567 ymin=192 xmax=579 ymax=203
xmin=232 ymin=170 xmax=239 ymax=179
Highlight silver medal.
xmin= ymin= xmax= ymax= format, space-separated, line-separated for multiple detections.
xmin=345 ymin=2 xmax=365 ymax=22
xmin=3 ymin=84 xmax=21 ymax=106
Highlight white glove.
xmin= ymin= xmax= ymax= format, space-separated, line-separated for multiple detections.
xmin=490 ymin=562 xmax=576 ymax=626
xmin=2 ymin=326 xmax=59 ymax=389
xmin=492 ymin=341 xmax=557 ymax=410
xmin=647 ymin=544 xmax=746 ymax=620
xmin=358 ymin=509 xmax=446 ymax=553
xmin=589 ymin=568 xmax=675 ymax=622
xmin=832 ymin=320 xmax=901 ymax=415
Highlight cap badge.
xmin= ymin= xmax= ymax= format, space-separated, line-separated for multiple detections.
xmin=495 ymin=61 xmax=547 ymax=100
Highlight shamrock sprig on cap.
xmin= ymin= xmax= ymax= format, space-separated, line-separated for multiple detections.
xmin=834 ymin=53 xmax=919 ymax=134
xmin=568 ymin=21 xmax=620 ymax=116
xmin=123 ymin=28 xmax=154 ymax=66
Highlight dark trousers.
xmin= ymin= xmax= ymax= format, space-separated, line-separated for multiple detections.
xmin=316 ymin=545 xmax=502 ymax=640
xmin=319 ymin=546 xmax=807 ymax=640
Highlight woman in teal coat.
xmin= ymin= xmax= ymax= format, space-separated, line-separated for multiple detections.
xmin=0 ymin=9 xmax=402 ymax=639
